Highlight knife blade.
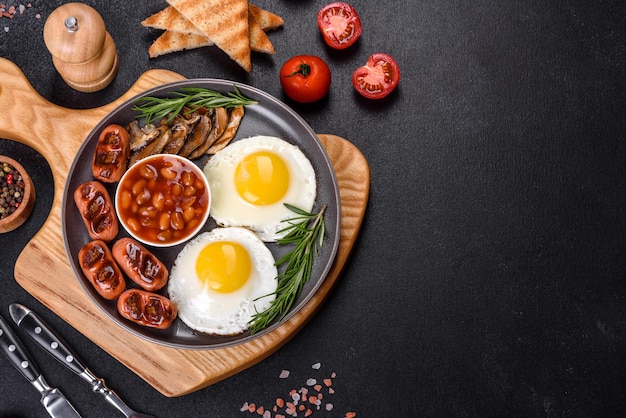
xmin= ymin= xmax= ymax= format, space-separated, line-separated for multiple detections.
xmin=0 ymin=312 xmax=81 ymax=418
xmin=9 ymin=303 xmax=154 ymax=418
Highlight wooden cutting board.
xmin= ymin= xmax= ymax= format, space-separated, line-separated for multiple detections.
xmin=0 ymin=58 xmax=370 ymax=397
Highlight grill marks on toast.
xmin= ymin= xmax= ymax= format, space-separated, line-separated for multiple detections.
xmin=142 ymin=2 xmax=284 ymax=70
xmin=165 ymin=0 xmax=251 ymax=71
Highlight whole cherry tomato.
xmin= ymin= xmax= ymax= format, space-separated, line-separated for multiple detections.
xmin=317 ymin=2 xmax=362 ymax=50
xmin=279 ymin=55 xmax=332 ymax=103
xmin=352 ymin=53 xmax=401 ymax=99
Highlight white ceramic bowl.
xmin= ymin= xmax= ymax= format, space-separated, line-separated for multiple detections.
xmin=115 ymin=154 xmax=211 ymax=247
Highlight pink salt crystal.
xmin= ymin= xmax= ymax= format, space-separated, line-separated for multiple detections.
xmin=311 ymin=362 xmax=321 ymax=369
xmin=279 ymin=370 xmax=290 ymax=378
xmin=240 ymin=402 xmax=249 ymax=412
xmin=326 ymin=403 xmax=334 ymax=411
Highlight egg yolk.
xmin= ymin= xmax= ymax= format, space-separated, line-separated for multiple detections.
xmin=234 ymin=151 xmax=289 ymax=205
xmin=196 ymin=241 xmax=251 ymax=293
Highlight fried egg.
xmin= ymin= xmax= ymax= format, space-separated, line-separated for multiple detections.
xmin=168 ymin=227 xmax=277 ymax=335
xmin=202 ymin=135 xmax=316 ymax=242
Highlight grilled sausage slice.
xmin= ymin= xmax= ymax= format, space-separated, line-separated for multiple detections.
xmin=92 ymin=124 xmax=130 ymax=183
xmin=74 ymin=181 xmax=119 ymax=242
xmin=112 ymin=237 xmax=169 ymax=292
xmin=117 ymin=289 xmax=177 ymax=329
xmin=78 ymin=240 xmax=126 ymax=300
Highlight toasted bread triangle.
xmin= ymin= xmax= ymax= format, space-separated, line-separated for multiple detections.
xmin=248 ymin=11 xmax=274 ymax=54
xmin=141 ymin=6 xmax=199 ymax=35
xmin=148 ymin=31 xmax=213 ymax=58
xmin=143 ymin=3 xmax=284 ymax=64
xmin=249 ymin=4 xmax=284 ymax=31
xmin=142 ymin=4 xmax=283 ymax=33
xmin=145 ymin=19 xmax=273 ymax=56
xmin=166 ymin=0 xmax=251 ymax=72
xmin=142 ymin=6 xmax=201 ymax=36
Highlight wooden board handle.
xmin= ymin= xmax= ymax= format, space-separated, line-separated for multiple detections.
xmin=0 ymin=56 xmax=186 ymax=238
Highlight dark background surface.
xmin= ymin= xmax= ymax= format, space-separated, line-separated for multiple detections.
xmin=1 ymin=0 xmax=626 ymax=416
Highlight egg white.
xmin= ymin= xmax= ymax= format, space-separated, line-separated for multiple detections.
xmin=202 ymin=135 xmax=316 ymax=242
xmin=168 ymin=227 xmax=277 ymax=335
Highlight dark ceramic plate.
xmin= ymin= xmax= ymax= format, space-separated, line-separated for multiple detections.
xmin=62 ymin=79 xmax=340 ymax=349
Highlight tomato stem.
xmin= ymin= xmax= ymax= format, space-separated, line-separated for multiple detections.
xmin=286 ymin=63 xmax=311 ymax=78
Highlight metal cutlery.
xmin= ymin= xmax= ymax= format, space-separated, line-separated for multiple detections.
xmin=0 ymin=312 xmax=82 ymax=418
xmin=9 ymin=303 xmax=155 ymax=418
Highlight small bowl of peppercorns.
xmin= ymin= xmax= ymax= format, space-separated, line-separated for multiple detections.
xmin=0 ymin=156 xmax=35 ymax=233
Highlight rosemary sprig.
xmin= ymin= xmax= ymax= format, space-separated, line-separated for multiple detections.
xmin=249 ymin=203 xmax=327 ymax=334
xmin=131 ymin=86 xmax=257 ymax=124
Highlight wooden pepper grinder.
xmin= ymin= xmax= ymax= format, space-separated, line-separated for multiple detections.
xmin=43 ymin=3 xmax=118 ymax=93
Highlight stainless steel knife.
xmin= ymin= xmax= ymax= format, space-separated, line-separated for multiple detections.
xmin=9 ymin=303 xmax=155 ymax=418
xmin=0 ymin=312 xmax=82 ymax=418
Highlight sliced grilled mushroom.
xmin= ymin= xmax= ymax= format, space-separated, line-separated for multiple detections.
xmin=161 ymin=115 xmax=191 ymax=154
xmin=177 ymin=110 xmax=213 ymax=158
xmin=188 ymin=107 xmax=229 ymax=159
xmin=129 ymin=125 xmax=172 ymax=165
xmin=127 ymin=120 xmax=163 ymax=152
xmin=180 ymin=107 xmax=203 ymax=125
xmin=206 ymin=106 xmax=245 ymax=155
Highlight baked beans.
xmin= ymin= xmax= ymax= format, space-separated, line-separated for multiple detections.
xmin=116 ymin=155 xmax=210 ymax=246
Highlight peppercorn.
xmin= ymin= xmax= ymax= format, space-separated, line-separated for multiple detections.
xmin=0 ymin=161 xmax=25 ymax=219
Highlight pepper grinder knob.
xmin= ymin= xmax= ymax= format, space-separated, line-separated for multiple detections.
xmin=43 ymin=2 xmax=118 ymax=93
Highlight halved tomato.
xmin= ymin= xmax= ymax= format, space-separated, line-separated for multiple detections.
xmin=317 ymin=2 xmax=362 ymax=50
xmin=352 ymin=53 xmax=401 ymax=99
